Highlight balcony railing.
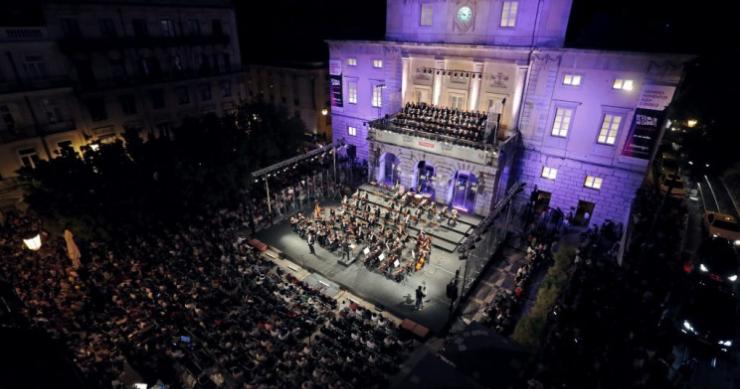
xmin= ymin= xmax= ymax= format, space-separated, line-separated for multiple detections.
xmin=0 ymin=120 xmax=76 ymax=144
xmin=368 ymin=114 xmax=501 ymax=151
xmin=58 ymin=33 xmax=230 ymax=52
xmin=76 ymin=65 xmax=243 ymax=92
xmin=0 ymin=27 xmax=47 ymax=41
xmin=0 ymin=77 xmax=73 ymax=94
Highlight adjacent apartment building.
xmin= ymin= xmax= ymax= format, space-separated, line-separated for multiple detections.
xmin=328 ymin=0 xmax=691 ymax=225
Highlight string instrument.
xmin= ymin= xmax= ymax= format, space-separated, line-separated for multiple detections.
xmin=415 ymin=255 xmax=425 ymax=271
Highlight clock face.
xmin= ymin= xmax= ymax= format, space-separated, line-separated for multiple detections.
xmin=457 ymin=6 xmax=473 ymax=23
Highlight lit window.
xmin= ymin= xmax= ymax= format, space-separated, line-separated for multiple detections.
xmin=584 ymin=176 xmax=603 ymax=190
xmin=541 ymin=166 xmax=557 ymax=180
xmin=563 ymin=74 xmax=581 ymax=86
xmin=347 ymin=58 xmax=357 ymax=66
xmin=19 ymin=148 xmax=40 ymax=169
xmin=373 ymin=59 xmax=383 ymax=68
xmin=597 ymin=114 xmax=622 ymax=145
xmin=372 ymin=85 xmax=383 ymax=108
xmin=612 ymin=78 xmax=634 ymax=91
xmin=348 ymin=79 xmax=358 ymax=104
xmin=348 ymin=126 xmax=357 ymax=136
xmin=551 ymin=107 xmax=573 ymax=137
xmin=420 ymin=4 xmax=433 ymax=26
xmin=501 ymin=1 xmax=518 ymax=27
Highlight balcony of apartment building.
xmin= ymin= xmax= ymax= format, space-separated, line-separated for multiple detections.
xmin=76 ymin=60 xmax=243 ymax=92
xmin=57 ymin=29 xmax=230 ymax=53
xmin=0 ymin=27 xmax=48 ymax=42
xmin=0 ymin=119 xmax=77 ymax=144
xmin=0 ymin=77 xmax=72 ymax=95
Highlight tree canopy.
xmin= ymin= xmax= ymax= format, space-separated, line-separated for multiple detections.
xmin=19 ymin=102 xmax=306 ymax=239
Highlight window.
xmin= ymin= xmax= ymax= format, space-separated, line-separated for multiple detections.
xmin=119 ymin=94 xmax=137 ymax=115
xmin=132 ymin=19 xmax=148 ymax=37
xmin=220 ymin=81 xmax=232 ymax=97
xmin=372 ymin=85 xmax=383 ymax=108
xmin=23 ymin=55 xmax=47 ymax=79
xmin=597 ymin=114 xmax=622 ymax=145
xmin=100 ymin=18 xmax=117 ymax=37
xmin=199 ymin=83 xmax=212 ymax=101
xmin=541 ymin=166 xmax=557 ymax=180
xmin=18 ymin=148 xmax=40 ymax=169
xmin=612 ymin=78 xmax=634 ymax=91
xmin=41 ymin=99 xmax=62 ymax=123
xmin=501 ymin=1 xmax=518 ymax=27
xmin=562 ymin=73 xmax=581 ymax=86
xmin=347 ymin=58 xmax=357 ymax=66
xmin=149 ymin=89 xmax=165 ymax=110
xmin=110 ymin=59 xmax=127 ymax=80
xmin=372 ymin=59 xmax=383 ymax=68
xmin=348 ymin=126 xmax=357 ymax=136
xmin=551 ymin=107 xmax=573 ymax=137
xmin=348 ymin=79 xmax=358 ymax=104
xmin=161 ymin=19 xmax=175 ymax=37
xmin=449 ymin=94 xmax=465 ymax=110
xmin=60 ymin=18 xmax=81 ymax=38
xmin=57 ymin=140 xmax=73 ymax=153
xmin=212 ymin=19 xmax=223 ymax=35
xmin=584 ymin=176 xmax=603 ymax=190
xmin=420 ymin=4 xmax=433 ymax=26
xmin=187 ymin=19 xmax=200 ymax=35
xmin=87 ymin=99 xmax=107 ymax=121
xmin=0 ymin=104 xmax=16 ymax=130
xmin=175 ymin=86 xmax=190 ymax=105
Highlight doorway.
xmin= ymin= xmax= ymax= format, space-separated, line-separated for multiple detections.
xmin=449 ymin=171 xmax=477 ymax=212
xmin=574 ymin=200 xmax=595 ymax=227
xmin=414 ymin=161 xmax=435 ymax=197
xmin=533 ymin=190 xmax=551 ymax=214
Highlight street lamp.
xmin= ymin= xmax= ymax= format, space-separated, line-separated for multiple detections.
xmin=23 ymin=233 xmax=42 ymax=251
xmin=687 ymin=119 xmax=698 ymax=128
xmin=321 ymin=108 xmax=328 ymax=116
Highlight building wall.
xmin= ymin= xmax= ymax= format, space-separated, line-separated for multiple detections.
xmin=0 ymin=1 xmax=244 ymax=182
xmin=517 ymin=48 xmax=688 ymax=223
xmin=386 ymin=0 xmax=572 ymax=48
xmin=243 ymin=63 xmax=331 ymax=140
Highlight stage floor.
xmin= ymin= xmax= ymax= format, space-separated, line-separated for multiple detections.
xmin=256 ymin=192 xmax=484 ymax=333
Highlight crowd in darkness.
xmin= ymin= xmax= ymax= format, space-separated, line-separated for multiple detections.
xmin=389 ymin=102 xmax=491 ymax=144
xmin=528 ymin=186 xmax=687 ymax=388
xmin=0 ymin=206 xmax=410 ymax=388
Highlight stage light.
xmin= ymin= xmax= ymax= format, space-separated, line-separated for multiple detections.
xmin=23 ymin=234 xmax=42 ymax=251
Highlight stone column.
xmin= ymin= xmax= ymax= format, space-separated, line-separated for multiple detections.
xmin=401 ymin=56 xmax=410 ymax=105
xmin=432 ymin=58 xmax=445 ymax=106
xmin=468 ymin=61 xmax=484 ymax=112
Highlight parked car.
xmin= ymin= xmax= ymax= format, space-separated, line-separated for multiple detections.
xmin=677 ymin=286 xmax=735 ymax=353
xmin=686 ymin=237 xmax=738 ymax=291
xmin=703 ymin=211 xmax=740 ymax=245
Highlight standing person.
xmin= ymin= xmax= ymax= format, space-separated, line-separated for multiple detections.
xmin=308 ymin=233 xmax=316 ymax=254
xmin=342 ymin=238 xmax=351 ymax=262
xmin=415 ymin=285 xmax=426 ymax=311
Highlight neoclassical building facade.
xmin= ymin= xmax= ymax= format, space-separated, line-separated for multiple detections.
xmin=329 ymin=0 xmax=690 ymax=224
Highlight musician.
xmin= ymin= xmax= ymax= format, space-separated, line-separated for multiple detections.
xmin=449 ymin=209 xmax=459 ymax=226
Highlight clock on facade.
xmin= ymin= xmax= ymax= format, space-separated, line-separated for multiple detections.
xmin=457 ymin=6 xmax=473 ymax=23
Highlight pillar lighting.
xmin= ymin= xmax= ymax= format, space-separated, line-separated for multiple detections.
xmin=23 ymin=234 xmax=42 ymax=251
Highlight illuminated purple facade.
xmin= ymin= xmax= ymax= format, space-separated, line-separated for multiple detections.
xmin=329 ymin=0 xmax=691 ymax=224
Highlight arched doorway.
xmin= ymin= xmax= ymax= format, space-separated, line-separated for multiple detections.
xmin=448 ymin=171 xmax=477 ymax=212
xmin=413 ymin=161 xmax=435 ymax=197
xmin=378 ymin=152 xmax=400 ymax=186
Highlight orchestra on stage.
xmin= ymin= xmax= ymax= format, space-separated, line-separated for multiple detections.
xmin=289 ymin=186 xmax=459 ymax=282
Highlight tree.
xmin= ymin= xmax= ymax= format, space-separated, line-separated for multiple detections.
xmin=19 ymin=102 xmax=307 ymax=239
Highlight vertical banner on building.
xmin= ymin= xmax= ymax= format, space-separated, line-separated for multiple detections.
xmin=329 ymin=60 xmax=343 ymax=108
xmin=621 ymin=85 xmax=676 ymax=159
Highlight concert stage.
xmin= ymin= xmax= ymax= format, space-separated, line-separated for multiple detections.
xmin=256 ymin=185 xmax=483 ymax=333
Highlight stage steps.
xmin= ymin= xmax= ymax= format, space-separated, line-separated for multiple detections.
xmin=354 ymin=187 xmax=479 ymax=253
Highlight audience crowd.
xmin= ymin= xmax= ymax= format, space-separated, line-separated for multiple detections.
xmin=528 ymin=186 xmax=687 ymax=388
xmin=0 ymin=206 xmax=411 ymax=388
